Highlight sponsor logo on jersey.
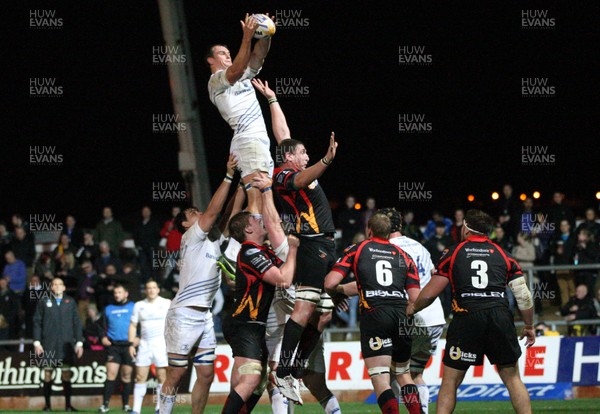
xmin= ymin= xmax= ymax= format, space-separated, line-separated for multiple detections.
xmin=365 ymin=290 xmax=407 ymax=299
xmin=246 ymin=248 xmax=261 ymax=256
xmin=369 ymin=336 xmax=392 ymax=351
xmin=461 ymin=292 xmax=504 ymax=298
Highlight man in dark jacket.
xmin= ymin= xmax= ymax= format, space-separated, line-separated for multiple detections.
xmin=561 ymin=284 xmax=597 ymax=336
xmin=33 ymin=277 xmax=84 ymax=412
xmin=0 ymin=276 xmax=20 ymax=348
xmin=133 ymin=206 xmax=161 ymax=283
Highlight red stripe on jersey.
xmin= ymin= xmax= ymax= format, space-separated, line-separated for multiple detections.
xmin=448 ymin=240 xmax=469 ymax=293
xmin=239 ymin=261 xmax=262 ymax=279
xmin=352 ymin=241 xmax=369 ymax=280
xmin=330 ymin=268 xmax=347 ymax=277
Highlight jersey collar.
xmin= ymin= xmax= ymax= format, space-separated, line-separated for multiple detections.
xmin=467 ymin=234 xmax=489 ymax=242
xmin=372 ymin=237 xmax=390 ymax=244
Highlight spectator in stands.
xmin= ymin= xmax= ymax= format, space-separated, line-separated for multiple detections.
xmin=553 ymin=239 xmax=576 ymax=308
xmin=492 ymin=225 xmax=514 ymax=252
xmin=423 ymin=211 xmax=452 ymax=240
xmin=34 ymin=252 xmax=55 ymax=283
xmin=0 ymin=222 xmax=12 ymax=265
xmin=21 ymin=274 xmax=46 ymax=338
xmin=361 ymin=196 xmax=377 ymax=233
xmin=548 ymin=191 xmax=576 ymax=235
xmin=573 ymin=229 xmax=600 ymax=293
xmin=534 ymin=322 xmax=559 ymax=337
xmin=159 ymin=206 xmax=182 ymax=282
xmin=449 ymin=208 xmax=465 ymax=243
xmin=498 ymin=184 xmax=520 ymax=238
xmin=76 ymin=260 xmax=99 ymax=323
xmin=96 ymin=263 xmax=121 ymax=311
xmin=0 ymin=276 xmax=20 ymax=349
xmin=96 ymin=240 xmax=123 ymax=275
xmin=95 ymin=207 xmax=125 ymax=257
xmin=513 ymin=232 xmax=536 ymax=269
xmin=61 ymin=215 xmax=84 ymax=248
xmin=402 ymin=210 xmax=424 ymax=242
xmin=11 ymin=226 xmax=36 ymax=275
xmin=561 ymin=284 xmax=596 ymax=336
xmin=84 ymin=303 xmax=103 ymax=351
xmin=576 ymin=208 xmax=600 ymax=243
xmin=53 ymin=233 xmax=76 ymax=270
xmin=424 ymin=221 xmax=453 ymax=265
xmin=76 ymin=231 xmax=99 ymax=264
xmin=133 ymin=206 xmax=161 ymax=283
xmin=338 ymin=195 xmax=362 ymax=252
xmin=121 ymin=262 xmax=142 ymax=302
xmin=3 ymin=250 xmax=26 ymax=295
xmin=11 ymin=213 xmax=29 ymax=232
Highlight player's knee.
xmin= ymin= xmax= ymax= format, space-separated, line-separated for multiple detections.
xmin=368 ymin=366 xmax=391 ymax=378
xmin=193 ymin=349 xmax=216 ymax=367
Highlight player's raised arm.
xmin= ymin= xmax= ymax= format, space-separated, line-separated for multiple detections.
xmin=218 ymin=183 xmax=246 ymax=236
xmin=292 ymin=132 xmax=338 ymax=189
xmin=252 ymin=172 xmax=286 ymax=249
xmin=225 ymin=14 xmax=258 ymax=85
xmin=248 ymin=14 xmax=274 ymax=70
xmin=262 ymin=235 xmax=299 ymax=287
xmin=252 ymin=78 xmax=290 ymax=143
xmin=198 ymin=154 xmax=238 ymax=232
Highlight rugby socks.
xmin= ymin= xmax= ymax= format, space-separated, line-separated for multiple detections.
xmin=293 ymin=323 xmax=321 ymax=377
xmin=377 ymin=389 xmax=399 ymax=414
xmin=155 ymin=383 xmax=162 ymax=411
xmin=103 ymin=379 xmax=116 ymax=406
xmin=122 ymin=381 xmax=133 ymax=407
xmin=277 ymin=319 xmax=304 ymax=377
xmin=244 ymin=392 xmax=262 ymax=412
xmin=321 ymin=394 xmax=341 ymax=414
xmin=417 ymin=383 xmax=429 ymax=414
xmin=43 ymin=380 xmax=52 ymax=408
xmin=159 ymin=392 xmax=176 ymax=414
xmin=221 ymin=390 xmax=245 ymax=414
xmin=133 ymin=383 xmax=147 ymax=413
xmin=400 ymin=384 xmax=422 ymax=414
xmin=62 ymin=380 xmax=72 ymax=408
xmin=270 ymin=388 xmax=289 ymax=414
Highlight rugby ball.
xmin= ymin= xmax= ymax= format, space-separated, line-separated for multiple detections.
xmin=253 ymin=14 xmax=276 ymax=39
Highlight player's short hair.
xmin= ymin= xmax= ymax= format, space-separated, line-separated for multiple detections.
xmin=277 ymin=139 xmax=305 ymax=165
xmin=464 ymin=209 xmax=494 ymax=235
xmin=205 ymin=44 xmax=228 ymax=68
xmin=368 ymin=213 xmax=391 ymax=239
xmin=228 ymin=211 xmax=252 ymax=243
xmin=145 ymin=278 xmax=159 ymax=288
xmin=113 ymin=283 xmax=128 ymax=292
xmin=174 ymin=207 xmax=200 ymax=234
xmin=378 ymin=208 xmax=402 ymax=233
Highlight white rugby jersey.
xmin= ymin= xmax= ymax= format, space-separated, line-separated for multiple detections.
xmin=389 ymin=235 xmax=446 ymax=326
xmin=169 ymin=221 xmax=221 ymax=310
xmin=130 ymin=296 xmax=171 ymax=340
xmin=208 ymin=67 xmax=269 ymax=144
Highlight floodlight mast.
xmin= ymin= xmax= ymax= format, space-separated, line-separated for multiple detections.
xmin=157 ymin=0 xmax=210 ymax=209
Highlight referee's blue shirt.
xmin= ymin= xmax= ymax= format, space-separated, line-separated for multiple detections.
xmin=105 ymin=301 xmax=135 ymax=342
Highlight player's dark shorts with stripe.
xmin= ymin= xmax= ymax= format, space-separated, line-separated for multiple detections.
xmin=106 ymin=342 xmax=135 ymax=366
xmin=295 ymin=235 xmax=336 ymax=289
xmin=223 ymin=316 xmax=268 ymax=362
xmin=360 ymin=307 xmax=412 ymax=361
xmin=443 ymin=307 xmax=521 ymax=370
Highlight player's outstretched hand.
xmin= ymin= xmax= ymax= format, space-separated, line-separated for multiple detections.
xmin=226 ymin=153 xmax=238 ymax=176
xmin=251 ymin=79 xmax=276 ymax=100
xmin=520 ymin=326 xmax=536 ymax=348
xmin=241 ymin=14 xmax=258 ymax=41
xmin=252 ymin=171 xmax=272 ymax=191
xmin=324 ymin=131 xmax=338 ymax=163
xmin=287 ymin=234 xmax=300 ymax=248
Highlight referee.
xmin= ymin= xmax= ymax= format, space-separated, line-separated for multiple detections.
xmin=408 ymin=209 xmax=535 ymax=414
xmin=98 ymin=284 xmax=135 ymax=413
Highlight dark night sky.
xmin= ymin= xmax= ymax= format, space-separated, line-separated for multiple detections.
xmin=3 ymin=1 xmax=599 ymax=230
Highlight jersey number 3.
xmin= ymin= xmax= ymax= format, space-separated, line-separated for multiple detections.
xmin=471 ymin=260 xmax=489 ymax=289
xmin=376 ymin=260 xmax=393 ymax=286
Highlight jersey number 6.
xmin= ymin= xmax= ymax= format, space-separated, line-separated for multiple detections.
xmin=375 ymin=260 xmax=393 ymax=286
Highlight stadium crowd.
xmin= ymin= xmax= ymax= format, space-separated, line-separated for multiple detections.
xmin=1 ymin=188 xmax=600 ymax=348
